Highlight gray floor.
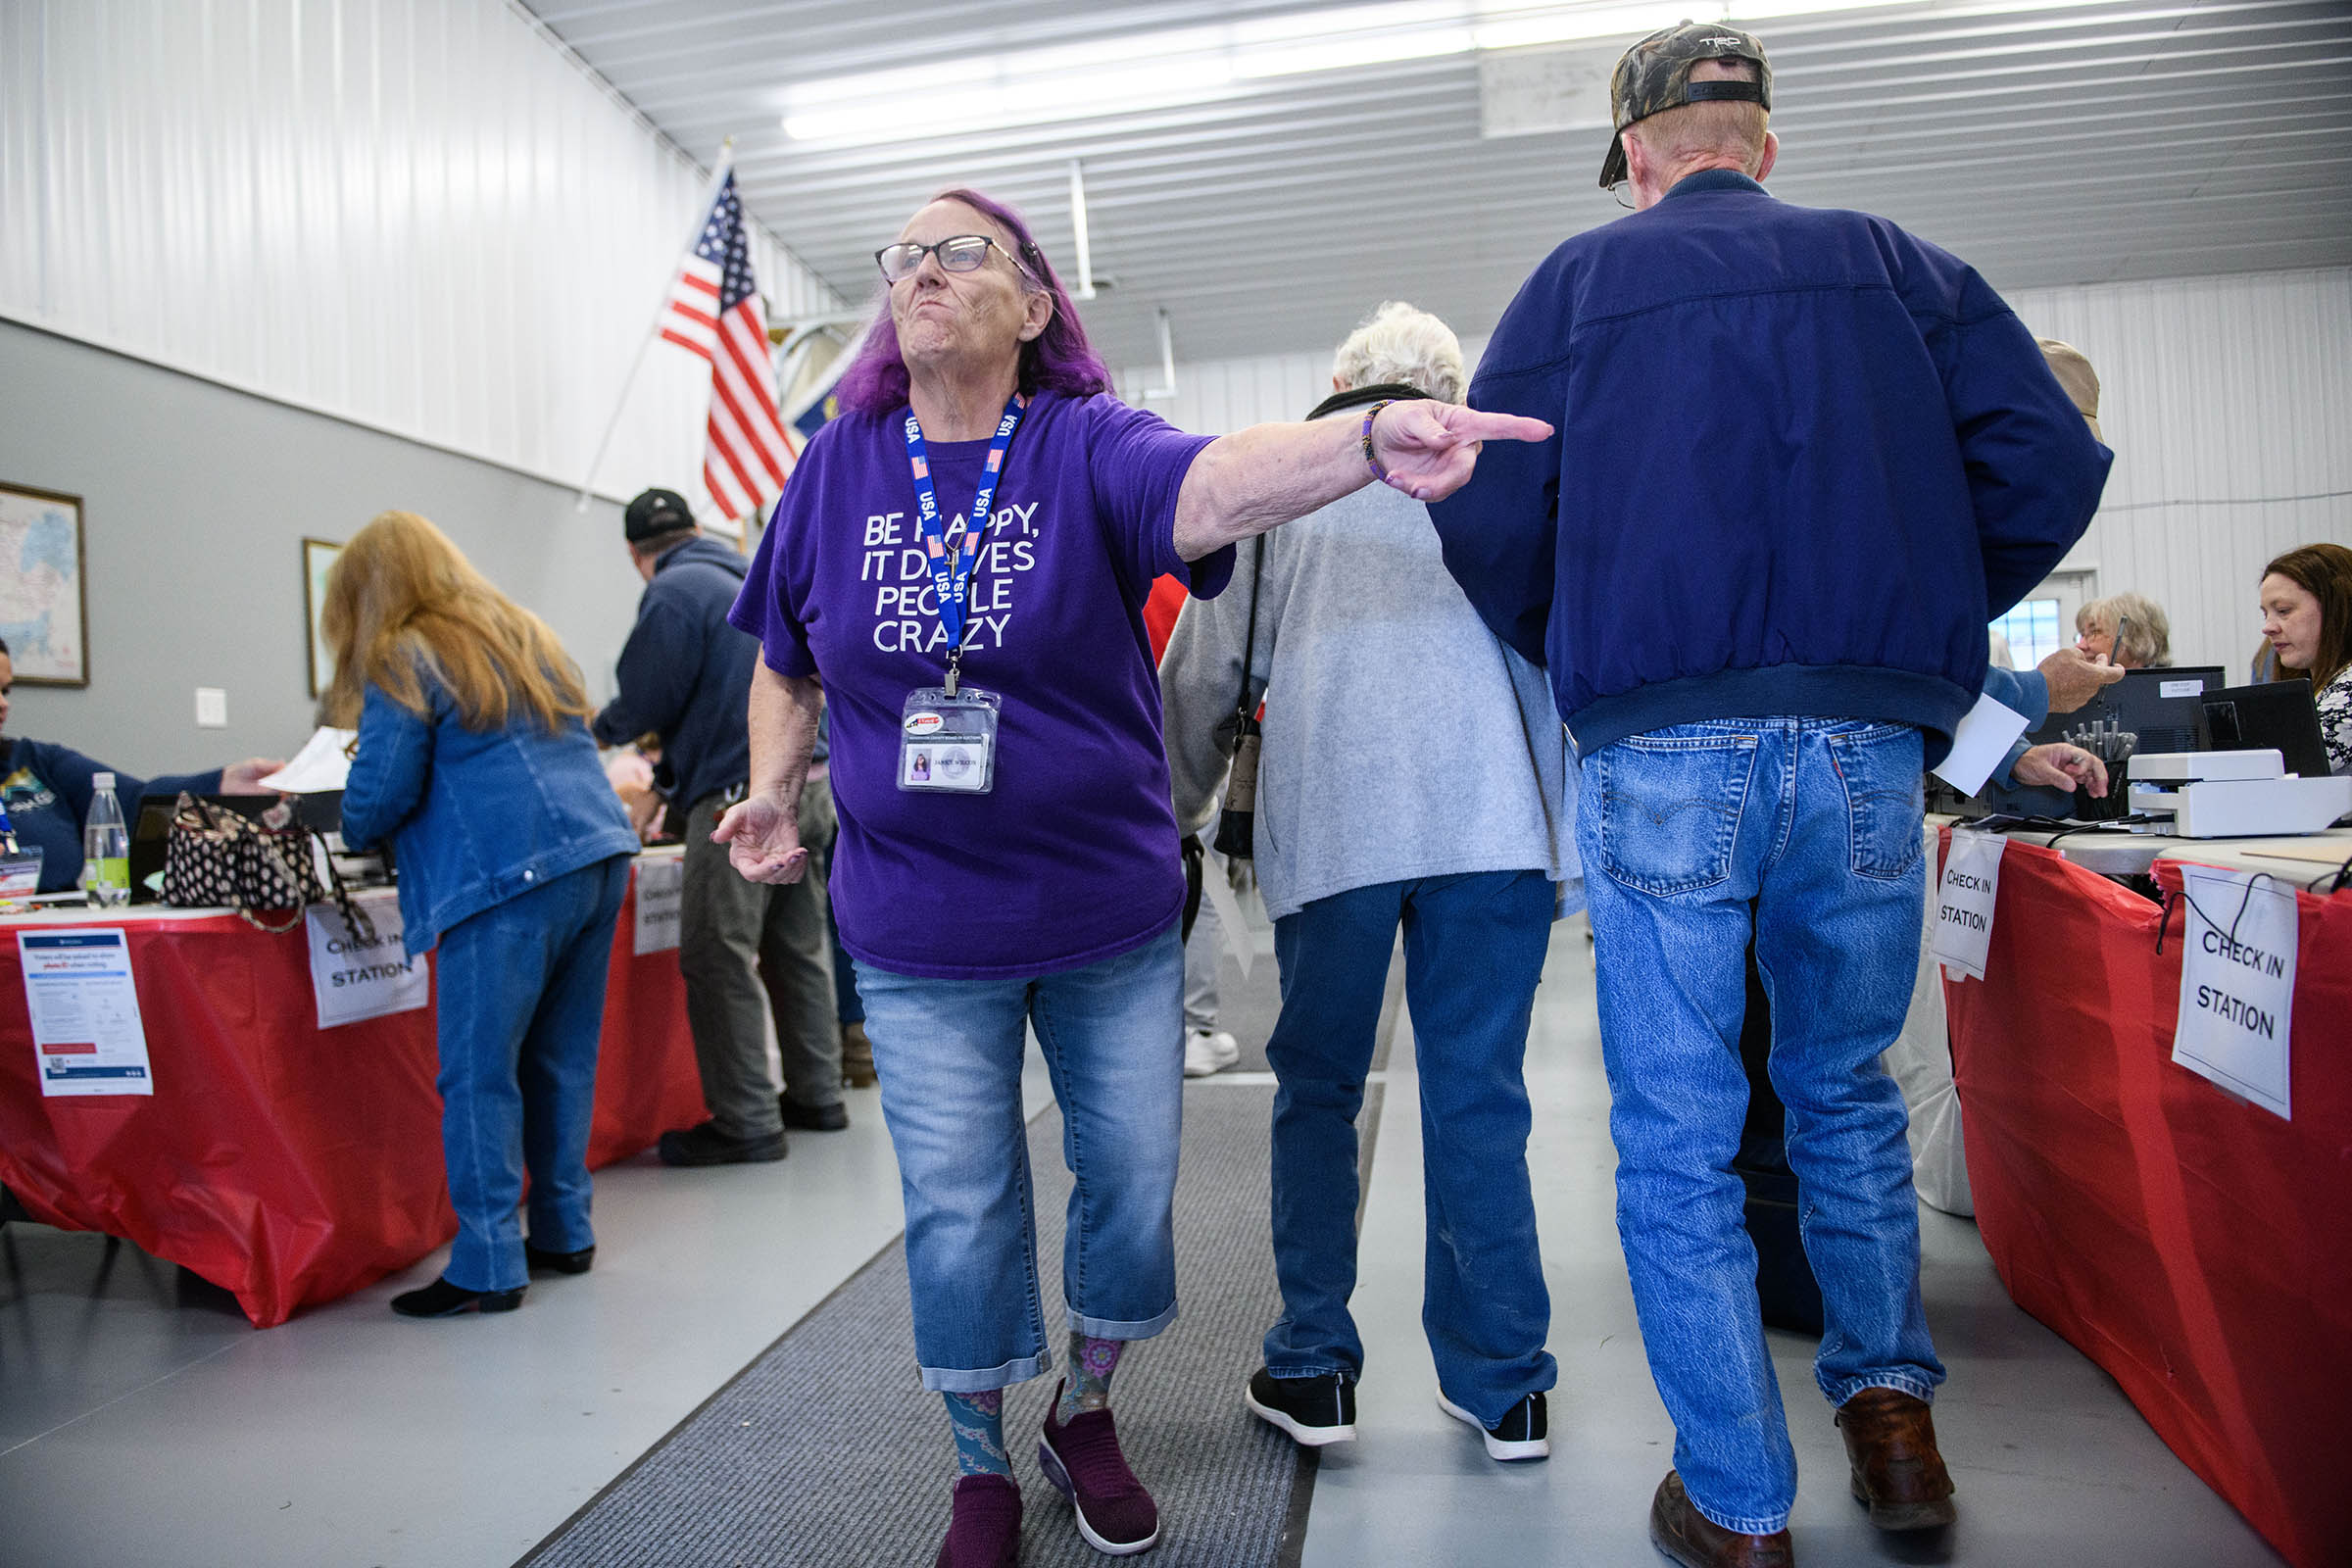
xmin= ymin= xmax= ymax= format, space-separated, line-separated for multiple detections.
xmin=0 ymin=910 xmax=2286 ymax=1568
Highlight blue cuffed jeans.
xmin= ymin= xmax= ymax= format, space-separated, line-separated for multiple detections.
xmin=433 ymin=854 xmax=631 ymax=1294
xmin=1261 ymin=871 xmax=1558 ymax=1423
xmin=1579 ymin=718 xmax=1943 ymax=1537
xmin=854 ymin=926 xmax=1184 ymax=1393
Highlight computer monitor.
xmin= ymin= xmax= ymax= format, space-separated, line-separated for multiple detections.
xmin=2203 ymin=679 xmax=2333 ymax=779
xmin=1979 ymin=665 xmax=2227 ymax=819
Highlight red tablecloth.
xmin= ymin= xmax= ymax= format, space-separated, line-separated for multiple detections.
xmin=0 ymin=861 xmax=702 ymax=1328
xmin=1941 ymin=831 xmax=2352 ymax=1568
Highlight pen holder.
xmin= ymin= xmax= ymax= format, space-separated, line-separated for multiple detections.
xmin=2075 ymin=753 xmax=2132 ymax=821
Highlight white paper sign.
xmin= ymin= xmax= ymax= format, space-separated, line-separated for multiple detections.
xmin=17 ymin=929 xmax=155 ymax=1096
xmin=1932 ymin=692 xmax=2033 ymax=796
xmin=2172 ymin=864 xmax=2296 ymax=1119
xmin=1932 ymin=828 xmax=2006 ymax=982
xmin=306 ymin=889 xmax=429 ymax=1029
xmin=1199 ymin=848 xmax=1254 ymax=981
xmin=633 ymin=855 xmax=684 ymax=956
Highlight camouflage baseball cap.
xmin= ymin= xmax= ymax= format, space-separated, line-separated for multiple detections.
xmin=1598 ymin=21 xmax=1773 ymax=189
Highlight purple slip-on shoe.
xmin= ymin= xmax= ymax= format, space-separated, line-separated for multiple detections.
xmin=934 ymin=1472 xmax=1021 ymax=1568
xmin=1038 ymin=1384 xmax=1159 ymax=1555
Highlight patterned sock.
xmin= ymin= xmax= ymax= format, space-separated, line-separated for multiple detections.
xmin=944 ymin=1390 xmax=1010 ymax=1479
xmin=1055 ymin=1333 xmax=1125 ymax=1423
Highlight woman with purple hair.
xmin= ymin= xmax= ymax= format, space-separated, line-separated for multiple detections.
xmin=714 ymin=187 xmax=1546 ymax=1567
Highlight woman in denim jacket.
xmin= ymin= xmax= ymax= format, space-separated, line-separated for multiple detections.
xmin=324 ymin=511 xmax=640 ymax=1318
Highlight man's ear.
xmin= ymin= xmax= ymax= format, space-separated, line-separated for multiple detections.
xmin=1755 ymin=129 xmax=1780 ymax=182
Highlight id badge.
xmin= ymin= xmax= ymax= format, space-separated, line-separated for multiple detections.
xmin=900 ymin=686 xmax=1001 ymax=795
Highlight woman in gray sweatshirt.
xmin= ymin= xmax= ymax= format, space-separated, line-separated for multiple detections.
xmin=1159 ymin=302 xmax=1581 ymax=1465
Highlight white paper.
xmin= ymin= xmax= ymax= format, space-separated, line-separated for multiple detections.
xmin=1932 ymin=692 xmax=2032 ymax=796
xmin=258 ymin=727 xmax=358 ymax=794
xmin=632 ymin=855 xmax=684 ymax=956
xmin=2172 ymin=863 xmax=2296 ymax=1119
xmin=17 ymin=928 xmax=155 ymax=1096
xmin=1932 ymin=828 xmax=2006 ymax=982
xmin=1199 ymin=850 xmax=1254 ymax=981
xmin=306 ymin=888 xmax=429 ymax=1029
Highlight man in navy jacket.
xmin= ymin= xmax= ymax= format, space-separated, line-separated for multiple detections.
xmin=593 ymin=489 xmax=846 ymax=1166
xmin=1430 ymin=24 xmax=2108 ymax=1567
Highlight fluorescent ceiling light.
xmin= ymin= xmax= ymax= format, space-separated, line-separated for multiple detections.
xmin=781 ymin=0 xmax=2119 ymax=145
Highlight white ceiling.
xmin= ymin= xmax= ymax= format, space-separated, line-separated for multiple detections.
xmin=521 ymin=0 xmax=2352 ymax=368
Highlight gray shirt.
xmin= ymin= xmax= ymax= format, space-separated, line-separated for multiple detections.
xmin=1161 ymin=468 xmax=1581 ymax=921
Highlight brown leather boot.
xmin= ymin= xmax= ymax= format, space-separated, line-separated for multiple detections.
xmin=1837 ymin=1387 xmax=1957 ymax=1530
xmin=1648 ymin=1471 xmax=1794 ymax=1568
xmin=841 ymin=1020 xmax=877 ymax=1089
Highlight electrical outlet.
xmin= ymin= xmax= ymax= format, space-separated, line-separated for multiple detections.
xmin=195 ymin=687 xmax=227 ymax=728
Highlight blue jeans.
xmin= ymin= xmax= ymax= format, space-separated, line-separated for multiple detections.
xmin=854 ymin=927 xmax=1184 ymax=1393
xmin=433 ymin=854 xmax=631 ymax=1293
xmin=1262 ymin=872 xmax=1558 ymax=1422
xmin=1579 ymin=718 xmax=1943 ymax=1536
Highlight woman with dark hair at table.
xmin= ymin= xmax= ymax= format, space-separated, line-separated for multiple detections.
xmin=0 ymin=635 xmax=281 ymax=893
xmin=2259 ymin=541 xmax=2352 ymax=774
xmin=323 ymin=511 xmax=639 ymax=1317
xmin=716 ymin=187 xmax=1546 ymax=1566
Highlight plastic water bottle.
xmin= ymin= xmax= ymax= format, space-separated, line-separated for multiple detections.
xmin=83 ymin=772 xmax=130 ymax=906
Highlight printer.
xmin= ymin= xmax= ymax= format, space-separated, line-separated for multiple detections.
xmin=2126 ymin=750 xmax=2352 ymax=838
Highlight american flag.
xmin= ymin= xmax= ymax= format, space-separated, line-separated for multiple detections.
xmin=659 ymin=168 xmax=796 ymax=521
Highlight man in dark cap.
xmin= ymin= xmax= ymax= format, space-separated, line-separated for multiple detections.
xmin=1430 ymin=23 xmax=2110 ymax=1567
xmin=595 ymin=488 xmax=846 ymax=1166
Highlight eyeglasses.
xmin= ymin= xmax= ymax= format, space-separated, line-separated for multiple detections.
xmin=875 ymin=234 xmax=1020 ymax=283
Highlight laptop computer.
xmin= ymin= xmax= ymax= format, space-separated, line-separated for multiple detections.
xmin=2203 ymin=679 xmax=2333 ymax=779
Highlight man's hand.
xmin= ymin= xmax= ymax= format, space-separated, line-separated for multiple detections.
xmin=2038 ymin=647 xmax=2127 ymax=715
xmin=713 ymin=790 xmax=808 ymax=883
xmin=2013 ymin=743 xmax=2109 ymax=797
xmin=1369 ymin=401 xmax=1553 ymax=504
xmin=220 ymin=758 xmax=286 ymax=794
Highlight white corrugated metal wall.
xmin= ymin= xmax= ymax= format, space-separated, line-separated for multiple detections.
xmin=1128 ymin=270 xmax=2352 ymax=673
xmin=0 ymin=0 xmax=844 ymax=516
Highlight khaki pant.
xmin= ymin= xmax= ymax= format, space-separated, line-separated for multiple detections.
xmin=678 ymin=782 xmax=843 ymax=1138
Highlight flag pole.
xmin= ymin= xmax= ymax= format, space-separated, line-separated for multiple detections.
xmin=573 ymin=138 xmax=738 ymax=513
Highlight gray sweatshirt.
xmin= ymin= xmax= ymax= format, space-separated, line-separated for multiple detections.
xmin=1160 ymin=468 xmax=1582 ymax=921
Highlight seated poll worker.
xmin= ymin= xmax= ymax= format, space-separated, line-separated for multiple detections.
xmin=2075 ymin=592 xmax=2171 ymax=669
xmin=2259 ymin=541 xmax=2352 ymax=774
xmin=326 ymin=512 xmax=639 ymax=1319
xmin=1161 ymin=302 xmax=1576 ymax=1465
xmin=713 ymin=188 xmax=1548 ymax=1568
xmin=0 ymin=635 xmax=281 ymax=893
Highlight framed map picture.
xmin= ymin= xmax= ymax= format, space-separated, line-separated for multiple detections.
xmin=0 ymin=483 xmax=87 ymax=687
xmin=303 ymin=537 xmax=343 ymax=698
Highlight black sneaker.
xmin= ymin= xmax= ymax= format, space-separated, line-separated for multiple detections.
xmin=1437 ymin=1390 xmax=1549 ymax=1461
xmin=779 ymin=1095 xmax=850 ymax=1132
xmin=1245 ymin=1367 xmax=1357 ymax=1446
xmin=658 ymin=1120 xmax=786 ymax=1166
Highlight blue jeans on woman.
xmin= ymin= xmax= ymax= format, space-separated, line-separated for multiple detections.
xmin=1578 ymin=718 xmax=1944 ymax=1537
xmin=1262 ymin=870 xmax=1558 ymax=1423
xmin=854 ymin=927 xmax=1184 ymax=1392
xmin=434 ymin=854 xmax=631 ymax=1294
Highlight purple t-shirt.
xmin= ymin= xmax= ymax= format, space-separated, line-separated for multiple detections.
xmin=730 ymin=390 xmax=1229 ymax=980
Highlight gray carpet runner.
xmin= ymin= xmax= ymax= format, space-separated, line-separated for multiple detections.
xmin=523 ymin=945 xmax=1401 ymax=1568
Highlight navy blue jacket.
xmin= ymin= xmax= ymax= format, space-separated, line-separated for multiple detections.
xmin=591 ymin=535 xmax=760 ymax=810
xmin=1430 ymin=170 xmax=2110 ymax=767
xmin=0 ymin=737 xmax=219 ymax=893
xmin=342 ymin=679 xmax=638 ymax=957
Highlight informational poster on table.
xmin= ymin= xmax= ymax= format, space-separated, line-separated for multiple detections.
xmin=306 ymin=888 xmax=429 ymax=1029
xmin=16 ymin=928 xmax=155 ymax=1096
xmin=633 ymin=855 xmax=684 ymax=956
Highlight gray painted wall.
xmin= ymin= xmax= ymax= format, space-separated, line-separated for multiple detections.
xmin=1 ymin=318 xmax=653 ymax=775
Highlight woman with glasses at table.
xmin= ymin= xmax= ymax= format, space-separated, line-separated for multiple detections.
xmin=714 ymin=187 xmax=1548 ymax=1568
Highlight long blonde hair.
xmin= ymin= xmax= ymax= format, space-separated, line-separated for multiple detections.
xmin=320 ymin=511 xmax=590 ymax=733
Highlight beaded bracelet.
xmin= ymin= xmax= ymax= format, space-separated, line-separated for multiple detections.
xmin=1360 ymin=399 xmax=1394 ymax=483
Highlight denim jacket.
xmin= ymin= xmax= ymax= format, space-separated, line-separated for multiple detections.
xmin=340 ymin=678 xmax=638 ymax=957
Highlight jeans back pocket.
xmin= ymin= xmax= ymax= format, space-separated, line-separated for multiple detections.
xmin=1825 ymin=723 xmax=1926 ymax=880
xmin=1592 ymin=729 xmax=1758 ymax=897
